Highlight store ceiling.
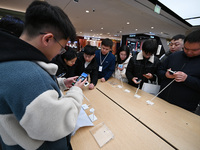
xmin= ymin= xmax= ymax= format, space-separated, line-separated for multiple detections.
xmin=0 ymin=0 xmax=199 ymax=40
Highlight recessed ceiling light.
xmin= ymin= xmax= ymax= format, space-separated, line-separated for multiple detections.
xmin=86 ymin=10 xmax=89 ymax=13
xmin=151 ymin=26 xmax=154 ymax=29
xmin=127 ymin=22 xmax=130 ymax=25
xmin=74 ymin=0 xmax=79 ymax=3
xmin=135 ymin=29 xmax=138 ymax=31
xmin=120 ymin=31 xmax=122 ymax=33
xmin=101 ymin=27 xmax=103 ymax=29
xmin=90 ymin=30 xmax=93 ymax=31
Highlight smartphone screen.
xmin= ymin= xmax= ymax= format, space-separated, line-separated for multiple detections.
xmin=118 ymin=64 xmax=123 ymax=69
xmin=77 ymin=72 xmax=88 ymax=82
xmin=72 ymin=72 xmax=88 ymax=86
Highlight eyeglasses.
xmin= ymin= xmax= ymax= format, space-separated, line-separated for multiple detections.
xmin=53 ymin=37 xmax=66 ymax=54
xmin=39 ymin=32 xmax=66 ymax=54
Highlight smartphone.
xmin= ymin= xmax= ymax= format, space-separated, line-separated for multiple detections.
xmin=76 ymin=72 xmax=88 ymax=82
xmin=57 ymin=73 xmax=66 ymax=78
xmin=136 ymin=79 xmax=142 ymax=82
xmin=169 ymin=70 xmax=176 ymax=75
xmin=118 ymin=64 xmax=123 ymax=69
xmin=72 ymin=72 xmax=88 ymax=85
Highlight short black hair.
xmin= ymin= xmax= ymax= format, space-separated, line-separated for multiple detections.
xmin=171 ymin=34 xmax=185 ymax=41
xmin=61 ymin=47 xmax=77 ymax=60
xmin=184 ymin=29 xmax=200 ymax=44
xmin=24 ymin=1 xmax=76 ymax=41
xmin=142 ymin=39 xmax=157 ymax=54
xmin=101 ymin=38 xmax=113 ymax=49
xmin=83 ymin=45 xmax=97 ymax=55
xmin=0 ymin=15 xmax=24 ymax=37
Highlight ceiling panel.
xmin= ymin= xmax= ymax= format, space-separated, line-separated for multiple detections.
xmin=0 ymin=0 xmax=199 ymax=40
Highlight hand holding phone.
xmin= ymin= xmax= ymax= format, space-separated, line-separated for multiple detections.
xmin=72 ymin=72 xmax=88 ymax=86
xmin=168 ymin=70 xmax=176 ymax=75
xmin=136 ymin=79 xmax=142 ymax=82
xmin=118 ymin=64 xmax=123 ymax=69
xmin=133 ymin=77 xmax=142 ymax=84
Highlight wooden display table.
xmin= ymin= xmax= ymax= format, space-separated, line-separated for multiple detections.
xmin=71 ymin=87 xmax=173 ymax=150
xmin=96 ymin=77 xmax=200 ymax=150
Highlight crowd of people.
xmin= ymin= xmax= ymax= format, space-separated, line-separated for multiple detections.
xmin=0 ymin=1 xmax=200 ymax=149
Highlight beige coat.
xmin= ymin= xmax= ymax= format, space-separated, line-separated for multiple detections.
xmin=113 ymin=55 xmax=132 ymax=83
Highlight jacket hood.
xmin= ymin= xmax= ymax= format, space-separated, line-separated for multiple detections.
xmin=0 ymin=31 xmax=49 ymax=63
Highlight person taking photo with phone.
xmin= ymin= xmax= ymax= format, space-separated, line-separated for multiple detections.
xmin=0 ymin=1 xmax=86 ymax=149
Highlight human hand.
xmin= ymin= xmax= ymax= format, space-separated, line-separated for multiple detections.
xmin=174 ymin=71 xmax=187 ymax=82
xmin=143 ymin=73 xmax=153 ymax=79
xmin=64 ymin=76 xmax=78 ymax=88
xmin=88 ymin=83 xmax=95 ymax=90
xmin=117 ymin=66 xmax=124 ymax=71
xmin=101 ymin=78 xmax=106 ymax=82
xmin=166 ymin=69 xmax=176 ymax=79
xmin=74 ymin=78 xmax=87 ymax=89
xmin=132 ymin=77 xmax=141 ymax=84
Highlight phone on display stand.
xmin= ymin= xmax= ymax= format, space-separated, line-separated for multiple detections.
xmin=169 ymin=70 xmax=176 ymax=75
xmin=136 ymin=79 xmax=142 ymax=82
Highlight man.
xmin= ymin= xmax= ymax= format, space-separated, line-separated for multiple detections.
xmin=160 ymin=34 xmax=185 ymax=63
xmin=126 ymin=39 xmax=160 ymax=88
xmin=95 ymin=38 xmax=115 ymax=82
xmin=0 ymin=15 xmax=24 ymax=37
xmin=74 ymin=45 xmax=98 ymax=90
xmin=0 ymin=1 xmax=86 ymax=150
xmin=158 ymin=29 xmax=200 ymax=112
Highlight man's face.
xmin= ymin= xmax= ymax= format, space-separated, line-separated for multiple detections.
xmin=101 ymin=45 xmax=111 ymax=55
xmin=84 ymin=53 xmax=95 ymax=62
xmin=184 ymin=41 xmax=200 ymax=57
xmin=169 ymin=39 xmax=184 ymax=53
xmin=142 ymin=51 xmax=152 ymax=59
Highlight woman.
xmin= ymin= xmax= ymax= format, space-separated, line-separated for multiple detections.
xmin=51 ymin=47 xmax=77 ymax=78
xmin=113 ymin=45 xmax=132 ymax=82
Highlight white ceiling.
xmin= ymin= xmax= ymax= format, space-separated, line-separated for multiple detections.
xmin=0 ymin=0 xmax=199 ymax=40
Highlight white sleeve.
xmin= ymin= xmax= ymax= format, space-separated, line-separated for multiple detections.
xmin=20 ymin=86 xmax=83 ymax=141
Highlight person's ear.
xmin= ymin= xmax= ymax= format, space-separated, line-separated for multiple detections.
xmin=41 ymin=33 xmax=54 ymax=46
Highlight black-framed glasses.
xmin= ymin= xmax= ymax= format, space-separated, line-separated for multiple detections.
xmin=39 ymin=32 xmax=66 ymax=54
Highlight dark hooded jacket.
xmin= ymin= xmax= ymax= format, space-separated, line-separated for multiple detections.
xmin=74 ymin=52 xmax=98 ymax=85
xmin=51 ymin=54 xmax=75 ymax=78
xmin=0 ymin=31 xmax=81 ymax=150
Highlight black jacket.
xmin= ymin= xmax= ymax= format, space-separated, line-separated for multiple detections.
xmin=158 ymin=51 xmax=200 ymax=112
xmin=51 ymin=54 xmax=75 ymax=78
xmin=0 ymin=31 xmax=48 ymax=63
xmin=74 ymin=52 xmax=98 ymax=85
xmin=126 ymin=51 xmax=160 ymax=88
